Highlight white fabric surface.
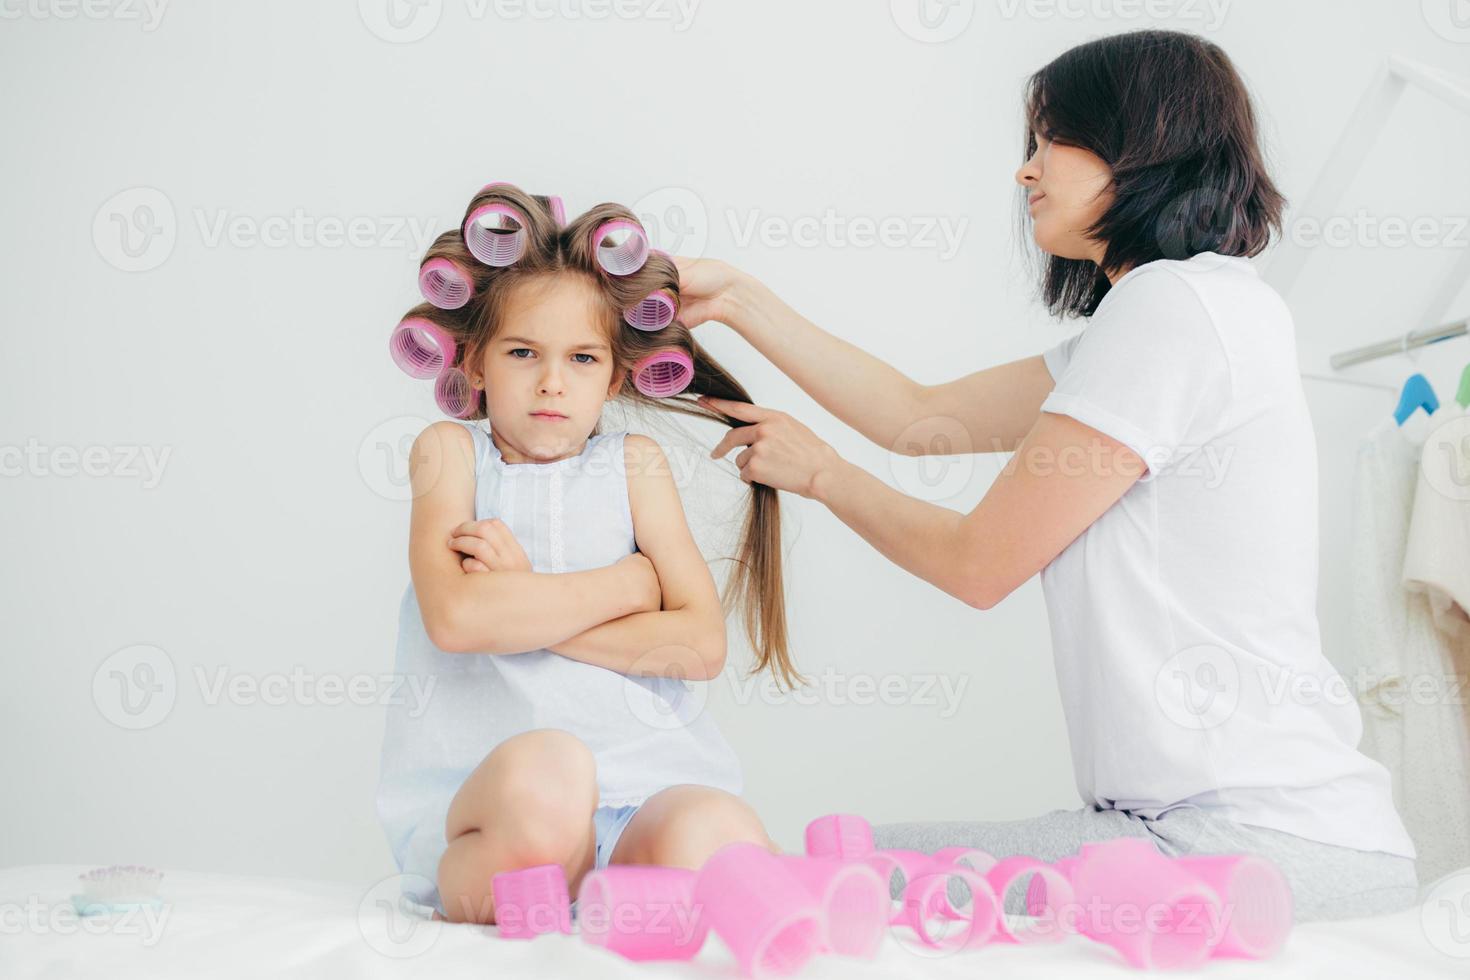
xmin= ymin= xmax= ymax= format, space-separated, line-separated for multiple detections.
xmin=1038 ymin=251 xmax=1413 ymax=858
xmin=2 ymin=864 xmax=1463 ymax=980
xmin=1351 ymin=412 xmax=1470 ymax=886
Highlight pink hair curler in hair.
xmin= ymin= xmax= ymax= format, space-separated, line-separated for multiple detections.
xmin=434 ymin=367 xmax=480 ymax=419
xmin=591 ymin=219 xmax=650 ymax=276
xmin=1175 ymin=854 xmax=1291 ymax=959
xmin=463 ymin=202 xmax=528 ymax=267
xmin=576 ymin=865 xmax=708 ymax=961
xmin=804 ymin=814 xmax=875 ymax=861
xmin=417 ymin=256 xmax=475 ymax=310
xmin=776 ymin=855 xmax=887 ymax=959
xmin=897 ymin=866 xmax=1000 ymax=953
xmin=547 ymin=194 xmax=567 ymax=227
xmin=983 ymin=856 xmax=1074 ymax=944
xmin=624 ymin=289 xmax=677 ymax=331
xmin=694 ymin=842 xmax=824 ymax=979
xmin=389 ymin=316 xmax=457 ymax=379
xmin=1070 ymin=837 xmax=1223 ymax=970
xmin=632 ymin=350 xmax=693 ymax=398
xmin=492 ymin=863 xmax=572 ymax=939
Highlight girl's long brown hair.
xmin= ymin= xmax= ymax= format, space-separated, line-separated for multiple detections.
xmin=399 ymin=183 xmax=803 ymax=690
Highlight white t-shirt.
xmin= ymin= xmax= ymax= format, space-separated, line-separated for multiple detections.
xmin=1039 ymin=250 xmax=1416 ymax=858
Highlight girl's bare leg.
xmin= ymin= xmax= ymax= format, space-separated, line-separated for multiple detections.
xmin=608 ymin=784 xmax=779 ymax=868
xmin=436 ymin=728 xmax=599 ymax=925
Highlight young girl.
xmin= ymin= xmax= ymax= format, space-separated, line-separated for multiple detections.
xmin=375 ymin=183 xmax=801 ymax=924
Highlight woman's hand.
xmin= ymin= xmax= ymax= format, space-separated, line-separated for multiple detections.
xmin=700 ymin=395 xmax=843 ymax=499
xmin=672 ymin=256 xmax=751 ymax=331
xmin=448 ymin=518 xmax=532 ymax=574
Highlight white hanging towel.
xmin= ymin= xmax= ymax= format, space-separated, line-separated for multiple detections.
xmin=1350 ymin=413 xmax=1470 ymax=887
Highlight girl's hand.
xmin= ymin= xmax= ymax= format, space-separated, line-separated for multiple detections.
xmin=448 ymin=519 xmax=533 ymax=574
xmin=672 ymin=256 xmax=750 ymax=331
xmin=701 ymin=396 xmax=842 ymax=499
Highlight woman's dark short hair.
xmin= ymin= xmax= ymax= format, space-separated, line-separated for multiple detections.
xmin=1023 ymin=29 xmax=1285 ymax=318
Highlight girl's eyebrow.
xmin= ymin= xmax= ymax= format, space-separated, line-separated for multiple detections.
xmin=498 ymin=335 xmax=611 ymax=353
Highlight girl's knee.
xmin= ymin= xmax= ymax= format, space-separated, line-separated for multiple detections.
xmin=648 ymin=789 xmax=773 ymax=867
xmin=450 ymin=730 xmax=597 ymax=836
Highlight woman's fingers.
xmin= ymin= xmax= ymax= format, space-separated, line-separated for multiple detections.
xmin=699 ymin=395 xmax=771 ymax=423
xmin=710 ymin=423 xmax=760 ymax=459
xmin=462 ymin=557 xmax=490 ymax=573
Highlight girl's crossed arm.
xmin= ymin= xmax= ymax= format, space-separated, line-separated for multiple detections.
xmin=408 ymin=421 xmax=661 ymax=655
xmin=542 ymin=434 xmax=728 ymax=682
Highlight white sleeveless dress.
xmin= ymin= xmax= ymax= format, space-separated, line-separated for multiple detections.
xmin=375 ymin=420 xmax=743 ymax=906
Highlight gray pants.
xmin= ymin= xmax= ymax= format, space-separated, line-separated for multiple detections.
xmin=871 ymin=804 xmax=1418 ymax=922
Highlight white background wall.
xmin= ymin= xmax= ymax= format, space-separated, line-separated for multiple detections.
xmin=2 ymin=0 xmax=1468 ymax=889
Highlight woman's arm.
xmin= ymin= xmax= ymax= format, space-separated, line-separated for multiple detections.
xmin=545 ymin=435 xmax=726 ymax=680
xmin=703 ymin=398 xmax=1143 ymax=609
xmin=409 ymin=421 xmax=659 ymax=654
xmin=677 ymin=258 xmax=1055 ymax=453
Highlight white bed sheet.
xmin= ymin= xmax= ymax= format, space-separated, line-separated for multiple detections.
xmin=0 ymin=864 xmax=1463 ymax=979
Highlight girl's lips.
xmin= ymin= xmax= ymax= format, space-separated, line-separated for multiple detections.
xmin=530 ymin=412 xmax=567 ymax=420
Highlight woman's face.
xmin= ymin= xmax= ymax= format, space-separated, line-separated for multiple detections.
xmin=473 ymin=274 xmax=625 ymax=464
xmin=1015 ymin=128 xmax=1114 ymax=264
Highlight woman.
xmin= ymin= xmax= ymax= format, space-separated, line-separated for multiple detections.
xmin=676 ymin=30 xmax=1418 ymax=921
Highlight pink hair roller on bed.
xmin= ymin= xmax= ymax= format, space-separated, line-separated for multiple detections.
xmin=776 ymin=855 xmax=887 ymax=959
xmin=804 ymin=814 xmax=875 ymax=861
xmin=983 ymin=855 xmax=1074 ymax=944
xmin=695 ymin=842 xmax=825 ymax=979
xmin=1071 ymin=837 xmax=1222 ymax=970
xmin=492 ymin=863 xmax=572 ymax=939
xmin=1175 ymin=854 xmax=1292 ymax=959
xmin=624 ymin=289 xmax=677 ymax=331
xmin=417 ymin=257 xmax=475 ymax=310
xmin=896 ymin=866 xmax=1000 ymax=952
xmin=591 ymin=219 xmax=650 ymax=276
xmin=547 ymin=194 xmax=567 ymax=227
xmin=388 ymin=316 xmax=457 ymax=379
xmin=576 ymin=865 xmax=708 ymax=961
xmin=632 ymin=350 xmax=693 ymax=398
xmin=463 ymin=202 xmax=528 ymax=267
xmin=434 ymin=367 xmax=480 ymax=419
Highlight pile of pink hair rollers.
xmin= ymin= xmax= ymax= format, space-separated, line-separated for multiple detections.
xmin=388 ymin=183 xmax=695 ymax=418
xmin=486 ymin=811 xmax=1293 ymax=976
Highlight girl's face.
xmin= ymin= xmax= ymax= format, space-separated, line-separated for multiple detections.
xmin=473 ymin=274 xmax=625 ymax=465
xmin=1015 ymin=127 xmax=1114 ymax=264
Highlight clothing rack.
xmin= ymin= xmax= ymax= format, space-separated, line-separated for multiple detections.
xmin=1328 ymin=318 xmax=1470 ymax=370
xmin=1262 ymin=56 xmax=1470 ymax=378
